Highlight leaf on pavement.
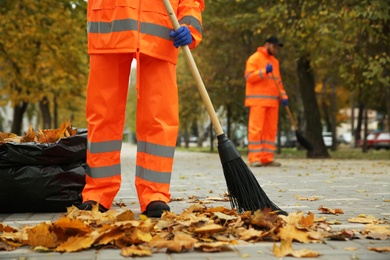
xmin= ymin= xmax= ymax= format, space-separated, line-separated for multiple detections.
xmin=318 ymin=206 xmax=344 ymax=215
xmin=121 ymin=245 xmax=152 ymax=257
xmin=273 ymin=239 xmax=321 ymax=258
xmin=55 ymin=235 xmax=95 ymax=252
xmin=360 ymin=224 xmax=390 ymax=240
xmin=294 ymin=194 xmax=320 ymax=201
xmin=26 ymin=222 xmax=58 ymax=249
xmin=149 ymin=233 xmax=197 ymax=252
xmin=367 ymin=246 xmax=390 ymax=252
xmin=194 ymin=241 xmax=232 ymax=252
xmin=348 ymin=214 xmax=382 ymax=224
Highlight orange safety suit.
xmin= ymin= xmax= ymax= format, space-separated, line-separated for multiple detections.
xmin=82 ymin=0 xmax=204 ymax=212
xmin=244 ymin=46 xmax=288 ymax=165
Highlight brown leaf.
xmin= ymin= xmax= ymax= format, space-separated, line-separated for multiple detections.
xmin=367 ymin=246 xmax=390 ymax=252
xmin=279 ymin=225 xmax=311 ymax=243
xmin=55 ymin=235 xmax=95 ymax=252
xmin=115 ymin=209 xmax=135 ymax=221
xmin=193 ymin=223 xmax=224 ymax=233
xmin=121 ymin=245 xmax=152 ymax=257
xmin=294 ymin=194 xmax=320 ymax=201
xmin=361 ymin=224 xmax=390 ymax=240
xmin=53 ymin=217 xmax=91 ymax=235
xmin=238 ymin=228 xmax=264 ymax=241
xmin=296 ymin=212 xmax=315 ymax=230
xmin=194 ymin=241 xmax=232 ymax=252
xmin=318 ymin=206 xmax=344 ymax=215
xmin=26 ymin=223 xmax=58 ymax=248
xmin=348 ymin=215 xmax=381 ymax=224
xmin=0 ymin=241 xmax=16 ymax=251
xmin=273 ymin=239 xmax=321 ymax=258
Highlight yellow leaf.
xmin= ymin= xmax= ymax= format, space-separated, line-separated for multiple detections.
xmin=121 ymin=245 xmax=152 ymax=257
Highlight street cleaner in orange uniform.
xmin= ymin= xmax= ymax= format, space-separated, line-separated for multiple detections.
xmin=244 ymin=36 xmax=288 ymax=167
xmin=78 ymin=0 xmax=204 ymax=218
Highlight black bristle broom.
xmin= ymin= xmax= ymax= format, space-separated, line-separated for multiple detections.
xmin=271 ymin=72 xmax=313 ymax=152
xmin=163 ymin=0 xmax=287 ymax=215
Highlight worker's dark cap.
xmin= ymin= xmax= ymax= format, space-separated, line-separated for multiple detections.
xmin=265 ymin=36 xmax=284 ymax=47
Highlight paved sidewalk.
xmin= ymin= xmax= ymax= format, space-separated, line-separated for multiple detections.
xmin=1 ymin=143 xmax=389 ymax=259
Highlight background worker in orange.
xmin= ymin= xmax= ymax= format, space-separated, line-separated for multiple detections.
xmin=244 ymin=36 xmax=288 ymax=167
xmin=78 ymin=0 xmax=204 ymax=218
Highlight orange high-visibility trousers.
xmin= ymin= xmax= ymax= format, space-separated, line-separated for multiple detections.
xmin=82 ymin=53 xmax=178 ymax=212
xmin=247 ymin=105 xmax=279 ymax=164
xmin=135 ymin=54 xmax=178 ymax=212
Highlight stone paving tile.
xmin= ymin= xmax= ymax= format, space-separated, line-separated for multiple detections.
xmin=0 ymin=143 xmax=389 ymax=260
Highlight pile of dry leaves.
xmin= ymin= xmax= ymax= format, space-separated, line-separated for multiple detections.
xmin=0 ymin=121 xmax=77 ymax=144
xmin=1 ymin=203 xmax=389 ymax=257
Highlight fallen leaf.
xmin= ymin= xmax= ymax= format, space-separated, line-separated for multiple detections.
xmin=273 ymin=239 xmax=321 ymax=257
xmin=318 ymin=206 xmax=344 ymax=215
xmin=294 ymin=194 xmax=320 ymax=201
xmin=367 ymin=246 xmax=390 ymax=252
xmin=26 ymin=223 xmax=58 ymax=249
xmin=121 ymin=245 xmax=152 ymax=256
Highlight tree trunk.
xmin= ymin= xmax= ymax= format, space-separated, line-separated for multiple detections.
xmin=386 ymin=85 xmax=390 ymax=132
xmin=297 ymin=55 xmax=329 ymax=158
xmin=209 ymin=123 xmax=214 ymax=152
xmin=11 ymin=101 xmax=28 ymax=135
xmin=330 ymin=82 xmax=337 ymax=151
xmin=53 ymin=96 xmax=58 ymax=129
xmin=362 ymin=108 xmax=368 ymax=153
xmin=39 ymin=96 xmax=51 ymax=129
xmin=355 ymin=102 xmax=364 ymax=145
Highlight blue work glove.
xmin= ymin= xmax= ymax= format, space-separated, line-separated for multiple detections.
xmin=265 ymin=63 xmax=273 ymax=74
xmin=169 ymin=26 xmax=192 ymax=48
xmin=281 ymin=98 xmax=288 ymax=107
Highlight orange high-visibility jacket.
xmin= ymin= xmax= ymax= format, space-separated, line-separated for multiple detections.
xmin=244 ymin=46 xmax=287 ymax=107
xmin=87 ymin=0 xmax=204 ymax=64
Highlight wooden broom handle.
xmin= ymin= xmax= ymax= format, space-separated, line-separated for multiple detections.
xmin=162 ymin=0 xmax=224 ymax=136
xmin=271 ymin=72 xmax=298 ymax=130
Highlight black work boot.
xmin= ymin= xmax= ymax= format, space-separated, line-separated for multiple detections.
xmin=143 ymin=200 xmax=170 ymax=218
xmin=77 ymin=200 xmax=108 ymax=212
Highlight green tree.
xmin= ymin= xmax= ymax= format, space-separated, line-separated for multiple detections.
xmin=0 ymin=0 xmax=88 ymax=134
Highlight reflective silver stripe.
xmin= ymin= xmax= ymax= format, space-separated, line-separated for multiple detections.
xmin=88 ymin=140 xmax=122 ymax=154
xmin=136 ymin=166 xmax=171 ymax=184
xmin=140 ymin=22 xmax=171 ymax=40
xmin=248 ymin=148 xmax=275 ymax=153
xmin=86 ymin=164 xmax=121 ymax=178
xmin=137 ymin=141 xmax=175 ymax=158
xmin=87 ymin=19 xmax=138 ymax=33
xmin=179 ymin=16 xmax=202 ymax=34
xmin=248 ymin=140 xmax=275 ymax=146
xmin=246 ymin=95 xmax=279 ymax=100
xmin=259 ymin=70 xmax=264 ymax=79
xmin=87 ymin=17 xmax=202 ymax=41
xmin=263 ymin=140 xmax=276 ymax=145
xmin=88 ymin=19 xmax=171 ymax=40
xmin=245 ymin=72 xmax=252 ymax=80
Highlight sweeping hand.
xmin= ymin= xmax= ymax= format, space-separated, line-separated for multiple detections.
xmin=265 ymin=63 xmax=273 ymax=74
xmin=169 ymin=26 xmax=192 ymax=48
xmin=281 ymin=98 xmax=288 ymax=107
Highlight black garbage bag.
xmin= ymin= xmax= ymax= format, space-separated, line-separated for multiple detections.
xmin=0 ymin=130 xmax=87 ymax=213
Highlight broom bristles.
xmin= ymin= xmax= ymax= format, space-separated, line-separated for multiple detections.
xmin=222 ymin=157 xmax=288 ymax=216
xmin=217 ymin=133 xmax=287 ymax=216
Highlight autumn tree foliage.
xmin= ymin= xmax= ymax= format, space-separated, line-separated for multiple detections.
xmin=186 ymin=0 xmax=389 ymax=157
xmin=0 ymin=0 xmax=88 ymax=134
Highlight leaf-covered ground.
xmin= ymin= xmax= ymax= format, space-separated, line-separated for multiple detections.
xmin=1 ymin=202 xmax=389 ymax=258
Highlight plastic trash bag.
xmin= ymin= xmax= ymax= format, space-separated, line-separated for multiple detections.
xmin=0 ymin=130 xmax=87 ymax=213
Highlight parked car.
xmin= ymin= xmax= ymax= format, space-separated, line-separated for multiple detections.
xmin=373 ymin=132 xmax=390 ymax=150
xmin=322 ymin=132 xmax=333 ymax=147
xmin=358 ymin=131 xmax=382 ymax=149
xmin=337 ymin=132 xmax=352 ymax=144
